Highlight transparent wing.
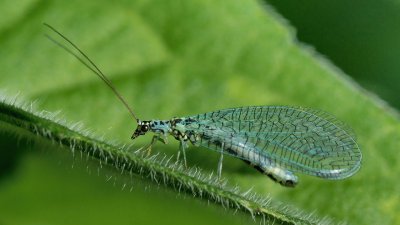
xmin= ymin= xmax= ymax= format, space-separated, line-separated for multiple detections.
xmin=185 ymin=106 xmax=362 ymax=179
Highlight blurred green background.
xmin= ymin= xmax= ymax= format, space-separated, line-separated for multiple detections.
xmin=1 ymin=0 xmax=399 ymax=224
xmin=267 ymin=0 xmax=400 ymax=110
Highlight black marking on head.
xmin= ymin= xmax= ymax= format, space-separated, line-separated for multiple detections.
xmin=131 ymin=120 xmax=151 ymax=139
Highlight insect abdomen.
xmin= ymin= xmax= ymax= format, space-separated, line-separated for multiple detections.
xmin=223 ymin=138 xmax=299 ymax=187
xmin=196 ymin=130 xmax=298 ymax=187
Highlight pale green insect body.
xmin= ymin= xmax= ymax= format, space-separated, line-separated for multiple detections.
xmin=45 ymin=24 xmax=362 ymax=187
xmin=132 ymin=106 xmax=362 ymax=187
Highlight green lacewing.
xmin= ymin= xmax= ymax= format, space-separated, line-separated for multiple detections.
xmin=44 ymin=23 xmax=362 ymax=187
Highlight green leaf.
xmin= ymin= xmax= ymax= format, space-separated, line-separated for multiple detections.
xmin=1 ymin=94 xmax=318 ymax=225
xmin=0 ymin=0 xmax=399 ymax=224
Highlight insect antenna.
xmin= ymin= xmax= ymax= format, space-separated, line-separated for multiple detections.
xmin=43 ymin=23 xmax=139 ymax=123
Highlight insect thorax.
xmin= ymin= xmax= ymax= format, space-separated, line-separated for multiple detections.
xmin=147 ymin=120 xmax=172 ymax=135
xmin=134 ymin=118 xmax=198 ymax=143
xmin=144 ymin=118 xmax=188 ymax=140
xmin=165 ymin=118 xmax=199 ymax=142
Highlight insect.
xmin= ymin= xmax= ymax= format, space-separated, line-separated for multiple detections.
xmin=44 ymin=23 xmax=362 ymax=187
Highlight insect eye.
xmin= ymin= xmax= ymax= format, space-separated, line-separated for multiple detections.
xmin=142 ymin=125 xmax=149 ymax=132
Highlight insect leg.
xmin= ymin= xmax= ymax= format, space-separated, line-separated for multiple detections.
xmin=176 ymin=151 xmax=181 ymax=162
xmin=144 ymin=135 xmax=160 ymax=156
xmin=217 ymin=142 xmax=224 ymax=179
xmin=179 ymin=140 xmax=188 ymax=167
